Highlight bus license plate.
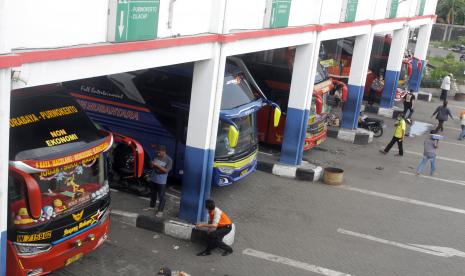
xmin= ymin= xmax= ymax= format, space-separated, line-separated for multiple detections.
xmin=65 ymin=253 xmax=83 ymax=266
xmin=316 ymin=139 xmax=322 ymax=145
xmin=240 ymin=169 xmax=249 ymax=176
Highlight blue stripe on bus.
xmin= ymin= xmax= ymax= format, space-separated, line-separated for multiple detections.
xmin=280 ymin=107 xmax=309 ymax=166
xmin=220 ymin=99 xmax=264 ymax=119
xmin=341 ymin=84 xmax=364 ymax=129
xmin=1 ymin=230 xmax=6 ymax=276
xmin=51 ymin=223 xmax=98 ymax=245
xmin=380 ymin=69 xmax=400 ymax=108
xmin=179 ymin=146 xmax=215 ymax=223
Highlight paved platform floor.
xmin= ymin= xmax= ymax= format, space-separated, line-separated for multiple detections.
xmin=53 ymin=95 xmax=465 ymax=276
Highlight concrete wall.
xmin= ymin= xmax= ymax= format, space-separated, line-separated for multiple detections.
xmin=319 ymin=0 xmax=344 ymax=25
xmin=356 ymin=0 xmax=377 ymax=21
xmin=158 ymin=0 xmax=213 ymax=38
xmin=4 ymin=0 xmax=438 ymax=51
xmin=7 ymin=0 xmax=109 ymax=49
xmin=288 ymin=0 xmax=321 ymax=26
xmin=408 ymin=0 xmax=419 ymax=17
xmin=223 ymin=0 xmax=266 ymax=32
xmin=374 ymin=0 xmax=390 ymax=20
xmin=424 ymin=0 xmax=438 ymax=15
xmin=397 ymin=0 xmax=414 ymax=18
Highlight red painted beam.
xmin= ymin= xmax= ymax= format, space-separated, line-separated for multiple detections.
xmin=0 ymin=14 xmax=436 ymax=69
xmin=0 ymin=54 xmax=21 ymax=69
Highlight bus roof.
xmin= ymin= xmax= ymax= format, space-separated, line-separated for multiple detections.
xmin=9 ymin=86 xmax=109 ymax=163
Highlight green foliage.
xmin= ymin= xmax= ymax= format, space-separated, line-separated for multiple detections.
xmin=422 ymin=53 xmax=465 ymax=87
xmin=437 ymin=0 xmax=465 ymax=24
xmin=430 ymin=38 xmax=465 ymax=48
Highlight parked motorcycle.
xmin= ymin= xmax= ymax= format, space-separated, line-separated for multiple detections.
xmin=358 ymin=113 xmax=385 ymax=137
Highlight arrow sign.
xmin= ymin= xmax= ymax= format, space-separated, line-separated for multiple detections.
xmin=338 ymin=228 xmax=465 ymax=259
xmin=118 ymin=11 xmax=125 ymax=38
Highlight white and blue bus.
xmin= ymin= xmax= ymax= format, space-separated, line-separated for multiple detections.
xmin=64 ymin=59 xmax=280 ymax=188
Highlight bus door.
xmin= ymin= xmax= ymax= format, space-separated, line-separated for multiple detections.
xmin=170 ymin=102 xmax=188 ymax=178
xmin=109 ymin=133 xmax=147 ymax=192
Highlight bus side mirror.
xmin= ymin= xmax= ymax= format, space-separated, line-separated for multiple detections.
xmin=9 ymin=167 xmax=42 ymax=219
xmin=228 ymin=125 xmax=239 ymax=148
xmin=273 ymin=107 xmax=282 ymax=128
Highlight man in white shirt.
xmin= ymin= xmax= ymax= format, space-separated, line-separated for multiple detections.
xmin=440 ymin=73 xmax=452 ymax=101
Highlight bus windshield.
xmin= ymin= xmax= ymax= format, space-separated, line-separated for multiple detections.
xmin=221 ymin=75 xmax=257 ymax=109
xmin=9 ymin=156 xmax=108 ymax=229
xmin=215 ymin=114 xmax=257 ymax=159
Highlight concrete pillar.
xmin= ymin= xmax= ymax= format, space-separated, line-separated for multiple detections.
xmin=179 ymin=45 xmax=225 ymax=223
xmin=380 ymin=26 xmax=409 ymax=108
xmin=409 ymin=23 xmax=433 ymax=92
xmin=0 ymin=0 xmax=10 ymax=273
xmin=341 ymin=32 xmax=374 ymax=129
xmin=0 ymin=69 xmax=11 ymax=276
xmin=280 ymin=42 xmax=320 ymax=165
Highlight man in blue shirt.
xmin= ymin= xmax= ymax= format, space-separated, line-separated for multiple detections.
xmin=145 ymin=144 xmax=172 ymax=217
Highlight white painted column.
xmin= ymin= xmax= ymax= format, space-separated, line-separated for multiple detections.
xmin=0 ymin=68 xmax=10 ymax=276
xmin=380 ymin=26 xmax=409 ymax=108
xmin=280 ymin=40 xmax=320 ymax=165
xmin=409 ymin=22 xmax=433 ymax=91
xmin=179 ymin=0 xmax=227 ymax=223
xmin=179 ymin=44 xmax=226 ymax=223
xmin=0 ymin=0 xmax=10 ymax=274
xmin=341 ymin=31 xmax=374 ymax=129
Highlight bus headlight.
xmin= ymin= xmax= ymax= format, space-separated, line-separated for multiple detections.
xmin=93 ymin=183 xmax=110 ymax=200
xmin=13 ymin=242 xmax=51 ymax=256
xmin=218 ymin=166 xmax=234 ymax=174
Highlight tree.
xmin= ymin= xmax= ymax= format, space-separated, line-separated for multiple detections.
xmin=437 ymin=0 xmax=465 ymax=25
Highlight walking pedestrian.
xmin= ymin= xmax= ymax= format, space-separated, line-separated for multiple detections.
xmin=144 ymin=144 xmax=172 ymax=218
xmin=195 ymin=199 xmax=234 ymax=257
xmin=440 ymin=73 xmax=452 ymax=101
xmin=416 ymin=130 xmax=440 ymax=176
xmin=380 ymin=113 xmax=406 ymax=156
xmin=431 ymin=100 xmax=454 ymax=133
xmin=368 ymin=75 xmax=384 ymax=105
xmin=403 ymin=89 xmax=415 ymax=123
xmin=459 ymin=109 xmax=465 ymax=140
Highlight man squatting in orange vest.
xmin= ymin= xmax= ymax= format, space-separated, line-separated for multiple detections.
xmin=195 ymin=199 xmax=234 ymax=256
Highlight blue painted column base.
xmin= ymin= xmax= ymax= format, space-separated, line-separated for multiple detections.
xmin=279 ymin=107 xmax=309 ymax=166
xmin=380 ymin=70 xmax=400 ymax=108
xmin=408 ymin=59 xmax=426 ymax=92
xmin=1 ymin=230 xmax=6 ymax=276
xmin=179 ymin=146 xmax=215 ymax=223
xmin=341 ymin=84 xmax=364 ymax=129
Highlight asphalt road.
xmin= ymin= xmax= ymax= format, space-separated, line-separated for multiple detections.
xmin=53 ymin=95 xmax=465 ymax=276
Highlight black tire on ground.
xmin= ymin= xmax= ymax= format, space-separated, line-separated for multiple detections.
xmin=370 ymin=125 xmax=383 ymax=138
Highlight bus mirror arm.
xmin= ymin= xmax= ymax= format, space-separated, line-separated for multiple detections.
xmin=227 ymin=56 xmax=268 ymax=100
xmin=9 ymin=166 xmax=43 ymax=219
xmin=262 ymin=100 xmax=282 ymax=128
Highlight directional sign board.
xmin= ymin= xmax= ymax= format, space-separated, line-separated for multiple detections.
xmin=417 ymin=0 xmax=426 ymax=16
xmin=340 ymin=0 xmax=358 ymax=23
xmin=388 ymin=0 xmax=399 ymax=18
xmin=107 ymin=0 xmax=160 ymax=42
xmin=269 ymin=0 xmax=292 ymax=28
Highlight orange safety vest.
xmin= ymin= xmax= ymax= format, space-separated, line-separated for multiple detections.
xmin=208 ymin=207 xmax=232 ymax=228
